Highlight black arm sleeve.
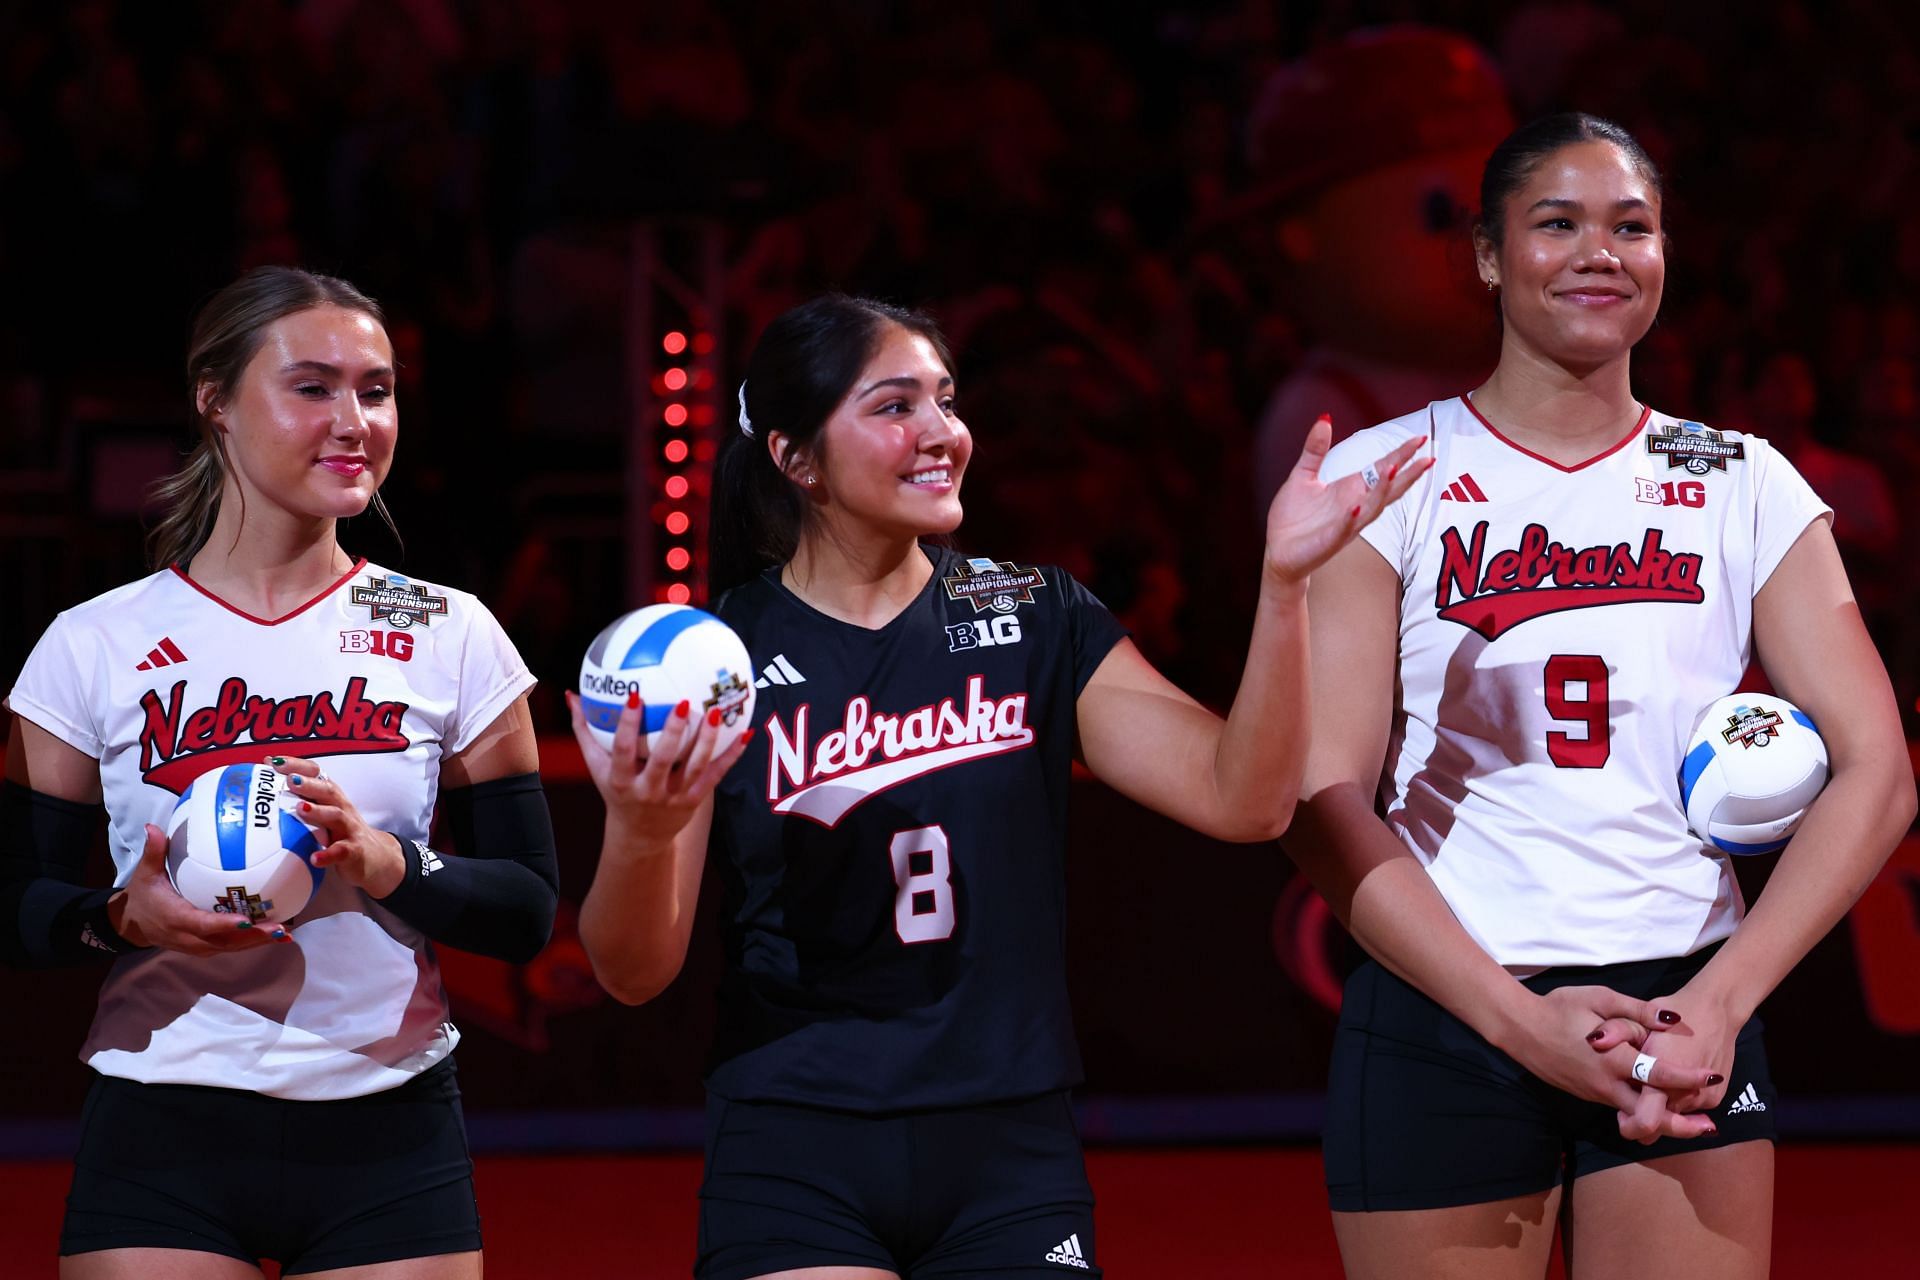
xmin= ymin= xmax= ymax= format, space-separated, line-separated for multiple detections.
xmin=0 ymin=781 xmax=139 ymax=968
xmin=377 ymin=771 xmax=558 ymax=964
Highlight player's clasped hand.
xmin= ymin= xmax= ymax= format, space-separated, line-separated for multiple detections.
xmin=1516 ymin=986 xmax=1721 ymax=1141
xmin=110 ymin=822 xmax=280 ymax=955
xmin=567 ymin=690 xmax=753 ymax=846
xmin=1263 ymin=415 xmax=1433 ymax=584
xmin=269 ymin=756 xmax=407 ymax=899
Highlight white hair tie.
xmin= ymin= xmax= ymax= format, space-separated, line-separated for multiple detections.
xmin=737 ymin=381 xmax=754 ymax=438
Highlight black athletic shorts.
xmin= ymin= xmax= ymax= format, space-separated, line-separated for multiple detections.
xmin=698 ymin=1090 xmax=1101 ymax=1279
xmin=1324 ymin=944 xmax=1776 ymax=1212
xmin=61 ymin=1057 xmax=481 ymax=1273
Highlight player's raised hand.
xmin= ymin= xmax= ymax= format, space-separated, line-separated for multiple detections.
xmin=111 ymin=822 xmax=281 ymax=954
xmin=1263 ymin=417 xmax=1432 ymax=584
xmin=270 ymin=757 xmax=406 ymax=899
xmin=567 ymin=690 xmax=752 ymax=847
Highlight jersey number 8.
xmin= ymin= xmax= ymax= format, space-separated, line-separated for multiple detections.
xmin=889 ymin=825 xmax=956 ymax=944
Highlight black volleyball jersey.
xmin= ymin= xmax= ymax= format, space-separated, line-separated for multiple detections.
xmin=705 ymin=546 xmax=1127 ymax=1111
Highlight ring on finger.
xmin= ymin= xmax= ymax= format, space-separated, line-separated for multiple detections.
xmin=1632 ymin=1051 xmax=1657 ymax=1084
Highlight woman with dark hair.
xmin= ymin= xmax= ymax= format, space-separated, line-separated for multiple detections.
xmin=1291 ymin=113 xmax=1913 ymax=1277
xmin=571 ymin=293 xmax=1428 ymax=1279
xmin=3 ymin=265 xmax=559 ymax=1278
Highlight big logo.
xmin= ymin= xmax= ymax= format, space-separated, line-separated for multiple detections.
xmin=764 ymin=676 xmax=1033 ymax=827
xmin=137 ymin=675 xmax=411 ymax=793
xmin=1435 ymin=521 xmax=1705 ymax=640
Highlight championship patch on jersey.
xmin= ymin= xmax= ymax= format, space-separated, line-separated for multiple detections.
xmin=942 ymin=558 xmax=1046 ymax=615
xmin=1646 ymin=420 xmax=1744 ymax=475
xmin=351 ymin=574 xmax=449 ymax=628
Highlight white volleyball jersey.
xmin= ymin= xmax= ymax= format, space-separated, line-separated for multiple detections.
xmin=7 ymin=559 xmax=534 ymax=1098
xmin=1321 ymin=397 xmax=1830 ymax=969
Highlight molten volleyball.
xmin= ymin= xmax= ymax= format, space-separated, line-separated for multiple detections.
xmin=579 ymin=604 xmax=755 ymax=752
xmin=167 ymin=762 xmax=328 ymax=923
xmin=1680 ymin=694 xmax=1829 ymax=856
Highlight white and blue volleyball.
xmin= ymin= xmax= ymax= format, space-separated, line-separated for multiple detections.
xmin=1680 ymin=693 xmax=1829 ymax=856
xmin=166 ymin=762 xmax=327 ymax=923
xmin=579 ymin=604 xmax=755 ymax=752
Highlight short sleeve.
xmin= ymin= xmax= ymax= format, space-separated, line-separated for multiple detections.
xmin=1321 ymin=420 xmax=1431 ymax=578
xmin=7 ymin=615 xmax=105 ymax=758
xmin=1748 ymin=438 xmax=1833 ymax=590
xmin=1056 ymin=570 xmax=1128 ymax=696
xmin=444 ymin=596 xmax=537 ymax=757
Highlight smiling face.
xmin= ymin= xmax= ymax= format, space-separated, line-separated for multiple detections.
xmin=207 ymin=305 xmax=397 ymax=526
xmin=1477 ymin=139 xmax=1665 ymax=373
xmin=800 ymin=323 xmax=971 ymax=545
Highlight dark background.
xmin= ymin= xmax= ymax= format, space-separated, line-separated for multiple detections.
xmin=3 ymin=0 xmax=1918 ymax=1147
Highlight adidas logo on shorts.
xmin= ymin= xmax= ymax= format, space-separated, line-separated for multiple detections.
xmin=1045 ymin=1233 xmax=1091 ymax=1269
xmin=1725 ymin=1082 xmax=1768 ymax=1115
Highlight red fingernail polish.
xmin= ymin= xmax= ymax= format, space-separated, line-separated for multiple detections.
xmin=626 ymin=690 xmax=640 ymax=709
xmin=1707 ymin=1074 xmax=1724 ymax=1086
xmin=742 ymin=728 xmax=755 ymax=746
xmin=676 ymin=700 xmax=691 ymax=718
xmin=1586 ymin=1029 xmax=1604 ymax=1042
xmin=1348 ymin=505 xmax=1361 ymax=519
xmin=300 ymin=802 xmax=311 ymax=812
xmin=1316 ymin=412 xmax=1332 ymax=425
xmin=1658 ymin=1010 xmax=1681 ymax=1024
xmin=1388 ymin=464 xmax=1400 ymax=481
xmin=1704 ymin=1123 xmax=1717 ymax=1135
xmin=707 ymin=707 xmax=722 ymax=726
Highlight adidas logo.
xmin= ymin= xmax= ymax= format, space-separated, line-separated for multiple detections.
xmin=412 ymin=841 xmax=446 ymax=877
xmin=1044 ymin=1233 xmax=1090 ymax=1269
xmin=135 ymin=637 xmax=189 ymax=671
xmin=1438 ymin=473 xmax=1489 ymax=502
xmin=754 ymin=654 xmax=806 ymax=688
xmin=1726 ymin=1082 xmax=1768 ymax=1115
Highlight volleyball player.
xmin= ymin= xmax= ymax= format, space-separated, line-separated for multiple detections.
xmin=1291 ymin=114 xmax=1914 ymax=1278
xmin=2 ymin=266 xmax=560 ymax=1278
xmin=569 ymin=293 xmax=1428 ymax=1278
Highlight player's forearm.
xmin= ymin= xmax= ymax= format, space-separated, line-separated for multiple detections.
xmin=1288 ymin=782 xmax=1533 ymax=1045
xmin=1206 ymin=574 xmax=1310 ymax=839
xmin=578 ymin=818 xmax=697 ymax=1004
xmin=0 ymin=782 xmax=135 ymax=968
xmin=1688 ymin=758 xmax=1914 ymax=1022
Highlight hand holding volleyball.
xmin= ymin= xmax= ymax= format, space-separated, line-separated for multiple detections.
xmin=113 ymin=822 xmax=281 ymax=955
xmin=1263 ymin=416 xmax=1432 ymax=584
xmin=269 ymin=758 xmax=407 ymax=899
xmin=569 ymin=605 xmax=757 ymax=846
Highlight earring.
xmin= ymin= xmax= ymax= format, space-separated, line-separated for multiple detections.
xmin=804 ymin=475 xmax=817 ymax=487
xmin=1484 ymin=278 xmax=1496 ymax=291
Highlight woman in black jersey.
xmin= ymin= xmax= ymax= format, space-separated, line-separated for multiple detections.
xmin=570 ymin=295 xmax=1426 ymax=1280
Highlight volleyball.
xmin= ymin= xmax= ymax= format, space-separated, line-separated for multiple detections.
xmin=1680 ymin=693 xmax=1829 ymax=856
xmin=578 ymin=604 xmax=755 ymax=752
xmin=166 ymin=763 xmax=328 ymax=923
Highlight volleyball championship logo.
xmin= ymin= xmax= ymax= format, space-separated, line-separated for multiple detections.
xmin=350 ymin=573 xmax=449 ymax=628
xmin=943 ymin=558 xmax=1046 ymax=615
xmin=1646 ymin=420 xmax=1745 ymax=476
